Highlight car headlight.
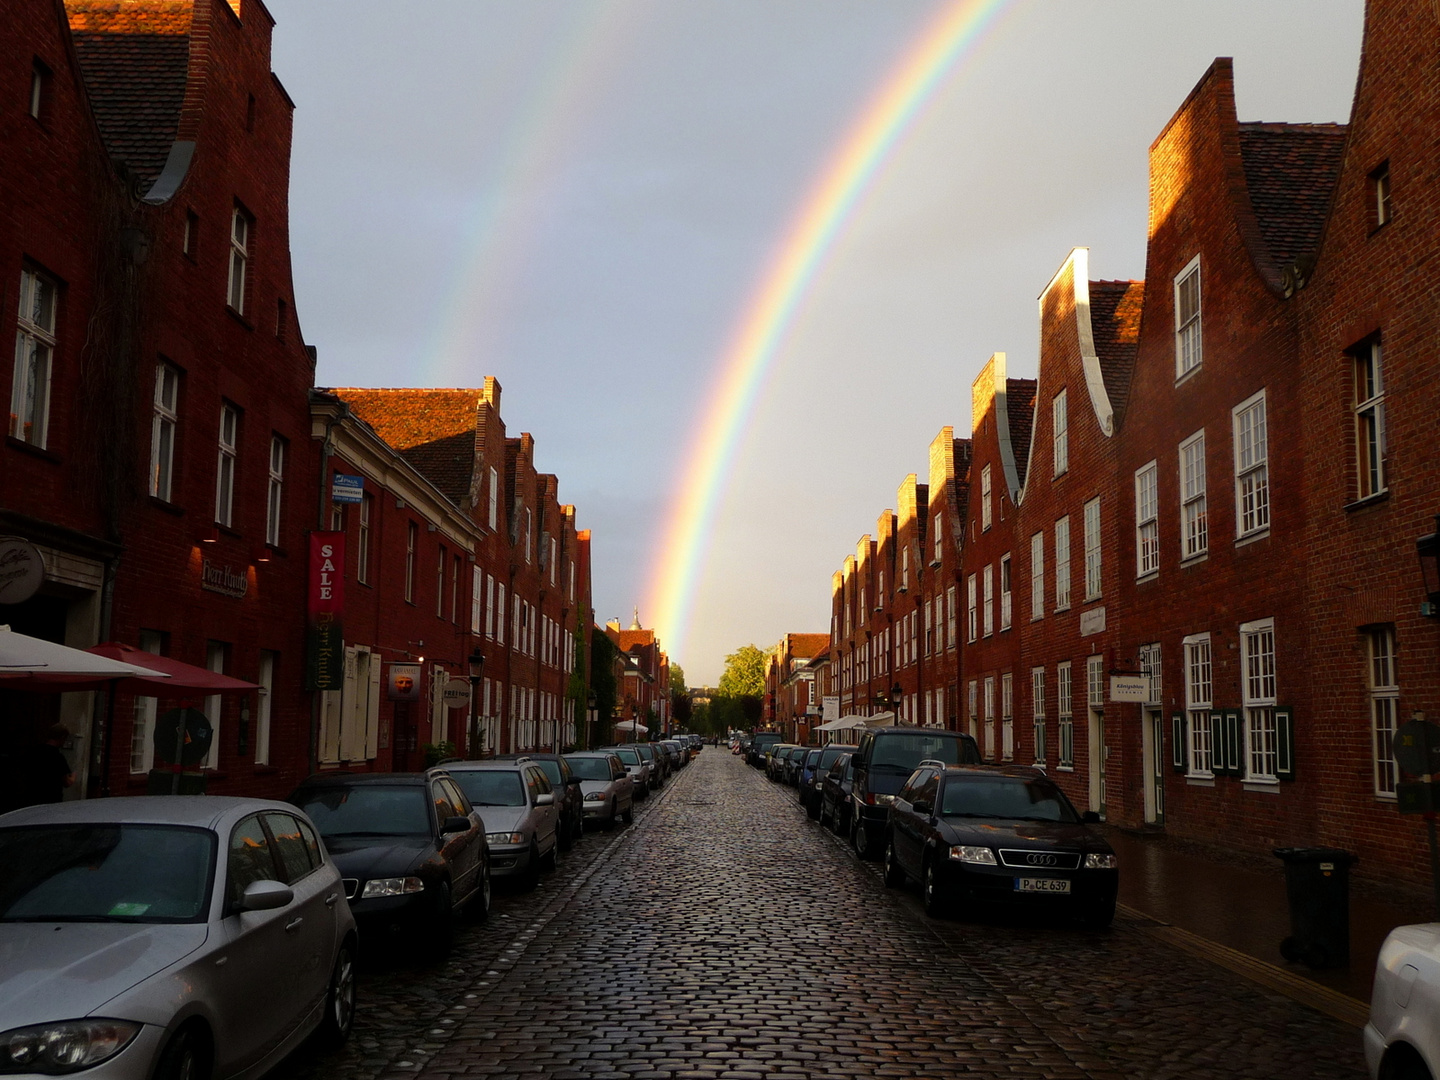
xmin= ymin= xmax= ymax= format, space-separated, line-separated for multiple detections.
xmin=585 ymin=791 xmax=606 ymax=801
xmin=872 ymin=793 xmax=895 ymax=806
xmin=360 ymin=876 xmax=425 ymax=898
xmin=0 ymin=1019 xmax=141 ymax=1074
xmin=486 ymin=832 xmax=525 ymax=845
xmin=1084 ymin=853 xmax=1118 ymax=870
xmin=948 ymin=846 xmax=997 ymax=865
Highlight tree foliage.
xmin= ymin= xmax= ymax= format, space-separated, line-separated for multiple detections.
xmin=669 ymin=663 xmax=687 ymax=696
xmin=717 ymin=644 xmax=766 ymax=698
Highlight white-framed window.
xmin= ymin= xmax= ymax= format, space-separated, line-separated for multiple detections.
xmin=1355 ymin=340 xmax=1386 ymax=499
xmin=265 ymin=435 xmax=285 ymax=547
xmin=1369 ymin=627 xmax=1399 ymax=797
xmin=1000 ymin=554 xmax=1012 ymax=630
xmin=983 ymin=675 xmax=995 ymax=759
xmin=214 ymin=404 xmax=238 ymax=527
xmin=1031 ymin=667 xmax=1046 ymax=765
xmin=981 ymin=465 xmax=993 ymax=531
xmin=1371 ymin=161 xmax=1392 ymax=227
xmin=1053 ymin=389 xmax=1069 ymax=477
xmin=357 ymin=493 xmax=372 ymax=585
xmin=150 ymin=363 xmax=179 ymax=500
xmin=128 ymin=630 xmax=165 ymax=773
xmin=487 ymin=466 xmax=499 ymax=530
xmin=451 ymin=554 xmax=460 ymax=623
xmin=966 ymin=573 xmax=977 ymax=642
xmin=1184 ymin=633 xmax=1213 ymax=777
xmin=435 ymin=546 xmax=446 ymax=618
xmin=1243 ymin=619 xmax=1278 ymax=780
xmin=1055 ymin=516 xmax=1071 ymax=611
xmin=967 ymin=679 xmax=978 ymax=738
xmin=1087 ymin=654 xmax=1105 ymax=711
xmin=1001 ymin=672 xmax=1014 ymax=761
xmin=227 ymin=206 xmax=251 ymax=314
xmin=496 ymin=582 xmax=506 ymax=645
xmin=902 ymin=546 xmax=911 ymax=592
xmin=933 ymin=517 xmax=944 ymax=565
xmin=982 ymin=564 xmax=994 ymax=637
xmin=923 ymin=599 xmax=933 ymax=656
xmin=404 ymin=521 xmax=417 ymax=603
xmin=255 ymin=650 xmax=276 ymax=766
xmin=1030 ymin=532 xmax=1044 ymax=621
xmin=1083 ymin=498 xmax=1101 ymax=600
xmin=524 ymin=507 xmax=532 ymax=563
xmin=471 ymin=569 xmax=483 ymax=634
xmin=1135 ymin=462 xmax=1158 ymax=577
xmin=1180 ymin=430 xmax=1208 ymax=559
xmin=202 ymin=641 xmax=227 ymax=770
xmin=29 ymin=61 xmax=47 ymax=120
xmin=1139 ymin=642 xmax=1162 ymax=705
xmin=1057 ymin=661 xmax=1073 ymax=768
xmin=1175 ymin=255 xmax=1202 ymax=377
xmin=1233 ymin=390 xmax=1269 ymax=537
xmin=12 ymin=267 xmax=57 ymax=447
xmin=946 ymin=585 xmax=957 ymax=650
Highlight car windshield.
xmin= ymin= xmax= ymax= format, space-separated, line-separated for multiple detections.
xmin=532 ymin=760 xmax=564 ymax=787
xmin=871 ymin=734 xmax=978 ymax=770
xmin=941 ymin=777 xmax=1079 ymax=822
xmin=818 ymin=746 xmax=851 ymax=769
xmin=295 ymin=784 xmax=431 ymax=836
xmin=0 ymin=824 xmax=215 ymax=923
xmin=614 ymin=748 xmax=641 ymax=765
xmin=452 ymin=770 xmax=525 ymax=807
xmin=566 ymin=757 xmax=615 ymax=782
xmin=754 ymin=736 xmax=780 ymax=750
xmin=805 ymin=751 xmax=821 ymax=766
xmin=634 ymin=746 xmax=654 ymax=762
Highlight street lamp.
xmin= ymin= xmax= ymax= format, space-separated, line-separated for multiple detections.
xmin=1418 ymin=515 xmax=1440 ymax=616
xmin=890 ymin=683 xmax=904 ymax=724
xmin=586 ymin=690 xmax=597 ymax=751
xmin=467 ymin=649 xmax=485 ymax=758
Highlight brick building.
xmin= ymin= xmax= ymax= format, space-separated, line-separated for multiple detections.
xmin=763 ymin=632 xmax=829 ymax=742
xmin=606 ymin=614 xmax=670 ymax=739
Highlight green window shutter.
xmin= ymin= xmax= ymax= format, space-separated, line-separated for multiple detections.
xmin=1215 ymin=711 xmax=1231 ymax=775
xmin=1275 ymin=708 xmax=1295 ymax=781
xmin=1229 ymin=710 xmax=1246 ymax=778
xmin=1172 ymin=712 xmax=1187 ymax=772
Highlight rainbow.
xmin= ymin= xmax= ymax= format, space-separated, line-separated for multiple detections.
xmin=645 ymin=0 xmax=1013 ymax=662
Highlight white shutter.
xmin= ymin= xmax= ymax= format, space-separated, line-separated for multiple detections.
xmin=339 ymin=646 xmax=360 ymax=761
xmin=431 ymin=664 xmax=447 ymax=744
xmin=365 ymin=651 xmax=382 ymax=759
xmin=319 ymin=691 xmax=343 ymax=763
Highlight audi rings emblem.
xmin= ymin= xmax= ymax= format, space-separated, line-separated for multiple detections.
xmin=1024 ymin=852 xmax=1058 ymax=867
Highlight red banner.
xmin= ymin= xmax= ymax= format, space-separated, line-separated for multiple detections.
xmin=306 ymin=531 xmax=345 ymax=691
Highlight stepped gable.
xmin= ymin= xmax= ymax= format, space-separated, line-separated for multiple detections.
xmin=67 ymin=2 xmax=191 ymax=190
xmin=1089 ymin=279 xmax=1144 ymax=424
xmin=1005 ymin=379 xmax=1037 ymax=487
xmin=329 ymin=388 xmax=479 ymax=507
xmin=1237 ymin=122 xmax=1348 ymax=271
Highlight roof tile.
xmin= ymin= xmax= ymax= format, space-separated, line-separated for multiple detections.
xmin=328 ymin=388 xmax=480 ymax=507
xmin=1237 ymin=123 xmax=1348 ymax=270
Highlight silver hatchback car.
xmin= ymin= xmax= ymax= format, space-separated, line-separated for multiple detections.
xmin=563 ymin=752 xmax=634 ymax=830
xmin=444 ymin=761 xmax=560 ymax=889
xmin=0 ymin=796 xmax=357 ymax=1080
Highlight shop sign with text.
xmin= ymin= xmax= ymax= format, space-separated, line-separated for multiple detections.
xmin=306 ymin=532 xmax=345 ymax=691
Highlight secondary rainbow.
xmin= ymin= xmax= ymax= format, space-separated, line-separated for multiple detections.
xmin=646 ymin=0 xmax=1012 ymax=661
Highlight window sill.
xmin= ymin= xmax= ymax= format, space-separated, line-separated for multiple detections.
xmin=1345 ymin=490 xmax=1390 ymax=513
xmin=1136 ymin=571 xmax=1159 ymax=585
xmin=1375 ymin=792 xmax=1398 ymax=803
xmin=226 ymin=306 xmax=254 ymax=331
xmin=1054 ymin=605 xmax=1071 ymax=615
xmin=1056 ymin=764 xmax=1074 ymax=772
xmin=5 ymin=436 xmax=61 ymax=463
xmin=148 ymin=496 xmax=186 ymax=516
xmin=1185 ymin=775 xmax=1215 ymax=787
xmin=1242 ymin=780 xmax=1280 ymax=794
xmin=1174 ymin=364 xmax=1202 ymax=388
xmin=1180 ymin=552 xmax=1209 ymax=568
xmin=1368 ymin=220 xmax=1391 ymax=238
xmin=1235 ymin=529 xmax=1270 ymax=549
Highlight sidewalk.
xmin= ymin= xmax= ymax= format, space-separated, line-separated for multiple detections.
xmin=1102 ymin=827 xmax=1435 ymax=1022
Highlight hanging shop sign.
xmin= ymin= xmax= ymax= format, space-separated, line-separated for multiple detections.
xmin=332 ymin=473 xmax=364 ymax=504
xmin=0 ymin=536 xmax=45 ymax=605
xmin=388 ymin=662 xmax=422 ymax=702
xmin=443 ymin=678 xmax=472 ymax=710
xmin=305 ymin=531 xmax=346 ymax=691
xmin=1109 ymin=675 xmax=1150 ymax=703
xmin=200 ymin=559 xmax=249 ymax=599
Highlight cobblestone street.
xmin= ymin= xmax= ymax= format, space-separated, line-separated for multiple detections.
xmin=274 ymin=751 xmax=1368 ymax=1080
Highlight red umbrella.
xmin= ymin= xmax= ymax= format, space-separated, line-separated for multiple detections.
xmin=0 ymin=642 xmax=258 ymax=694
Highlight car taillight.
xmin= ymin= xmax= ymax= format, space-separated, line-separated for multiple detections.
xmin=864 ymin=791 xmax=876 ymax=805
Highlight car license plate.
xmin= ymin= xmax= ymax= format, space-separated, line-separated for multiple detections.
xmin=1015 ymin=877 xmax=1071 ymax=894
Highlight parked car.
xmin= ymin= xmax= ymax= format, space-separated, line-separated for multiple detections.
xmin=1365 ymin=922 xmax=1440 ymax=1080
xmin=495 ymin=752 xmax=585 ymax=850
xmin=801 ymin=743 xmax=857 ymax=819
xmin=659 ymin=739 xmax=687 ymax=771
xmin=849 ymin=727 xmax=982 ymax=860
xmin=0 ymin=796 xmax=358 ymax=1080
xmin=765 ymin=744 xmax=798 ymax=782
xmin=783 ymin=745 xmax=810 ymax=786
xmin=634 ymin=742 xmax=667 ymax=787
xmin=289 ymin=769 xmax=489 ymax=957
xmin=820 ymin=752 xmax=856 ymax=835
xmin=748 ymin=732 xmax=783 ymax=767
xmin=444 ymin=761 xmax=560 ymax=890
xmin=604 ymin=745 xmax=654 ymax=797
xmin=564 ymin=752 xmax=635 ymax=829
xmin=881 ymin=763 xmax=1118 ymax=925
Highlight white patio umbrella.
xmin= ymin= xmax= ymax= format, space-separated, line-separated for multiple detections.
xmin=614 ymin=719 xmax=649 ymax=734
xmin=0 ymin=625 xmax=171 ymax=680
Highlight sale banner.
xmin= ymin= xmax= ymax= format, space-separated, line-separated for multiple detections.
xmin=305 ymin=531 xmax=346 ymax=691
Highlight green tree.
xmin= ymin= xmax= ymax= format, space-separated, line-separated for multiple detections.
xmin=669 ymin=663 xmax=687 ymax=696
xmin=718 ymin=644 xmax=765 ymax=698
xmin=589 ymin=628 xmax=618 ymax=746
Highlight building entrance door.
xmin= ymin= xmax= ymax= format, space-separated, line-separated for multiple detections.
xmin=1088 ymin=708 xmax=1106 ymax=818
xmin=1142 ymin=708 xmax=1165 ymax=825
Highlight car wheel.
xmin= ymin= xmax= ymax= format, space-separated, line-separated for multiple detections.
xmin=883 ymin=838 xmax=906 ymax=887
xmin=540 ymin=837 xmax=558 ymax=872
xmin=154 ymin=1024 xmax=209 ymax=1080
xmin=424 ymin=880 xmax=454 ymax=960
xmin=852 ymin=817 xmax=874 ymax=860
xmin=521 ymin=843 xmax=541 ymax=891
xmin=470 ymin=860 xmax=492 ymax=921
xmin=603 ymin=800 xmax=616 ymax=831
xmin=622 ymin=800 xmax=634 ymax=825
xmin=922 ymin=859 xmax=950 ymax=919
xmin=1380 ymin=1044 xmax=1435 ymax=1080
xmin=819 ymin=801 xmax=832 ymax=828
xmin=807 ymin=793 xmax=822 ymax=821
xmin=317 ymin=939 xmax=357 ymax=1047
xmin=558 ymin=814 xmax=574 ymax=852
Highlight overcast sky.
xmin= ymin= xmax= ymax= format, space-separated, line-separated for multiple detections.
xmin=267 ymin=0 xmax=1364 ymax=685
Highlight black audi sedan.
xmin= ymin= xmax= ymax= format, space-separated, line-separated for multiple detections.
xmin=288 ymin=769 xmax=490 ymax=958
xmin=881 ymin=764 xmax=1118 ymax=927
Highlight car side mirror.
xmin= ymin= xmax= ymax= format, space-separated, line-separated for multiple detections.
xmin=1081 ymin=810 xmax=1101 ymax=824
xmin=912 ymin=801 xmax=931 ymax=816
xmin=239 ymin=879 xmax=294 ymax=912
xmin=442 ymin=815 xmax=472 ymax=834
xmin=535 ymin=792 xmax=555 ymax=807
xmin=567 ymin=777 xmax=583 ymax=786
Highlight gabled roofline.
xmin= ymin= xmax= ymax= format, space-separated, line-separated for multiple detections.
xmin=979 ymin=353 xmax=1025 ymax=504
xmin=1040 ymin=247 xmax=1115 ymax=437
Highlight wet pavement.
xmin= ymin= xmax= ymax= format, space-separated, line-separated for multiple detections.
xmin=273 ymin=750 xmax=1369 ymax=1080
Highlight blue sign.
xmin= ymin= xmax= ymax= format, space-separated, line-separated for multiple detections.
xmin=332 ymin=473 xmax=364 ymax=504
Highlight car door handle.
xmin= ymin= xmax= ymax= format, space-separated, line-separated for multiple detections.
xmin=325 ymin=893 xmax=340 ymax=907
xmin=284 ymin=917 xmax=304 ymax=933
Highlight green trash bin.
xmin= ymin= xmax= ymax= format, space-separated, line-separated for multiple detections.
xmin=1273 ymin=847 xmax=1355 ymax=969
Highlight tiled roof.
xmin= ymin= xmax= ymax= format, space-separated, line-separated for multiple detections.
xmin=785 ymin=633 xmax=830 ymax=660
xmin=615 ymin=630 xmax=656 ymax=651
xmin=67 ymin=2 xmax=192 ymax=190
xmin=329 ymin=388 xmax=480 ymax=507
xmin=1089 ymin=280 xmax=1144 ymax=424
xmin=1005 ymin=379 xmax=1037 ymax=487
xmin=1238 ymin=123 xmax=1348 ymax=271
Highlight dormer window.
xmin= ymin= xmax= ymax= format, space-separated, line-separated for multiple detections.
xmin=1175 ymin=256 xmax=1202 ymax=378
xmin=1370 ymin=162 xmax=1392 ymax=229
